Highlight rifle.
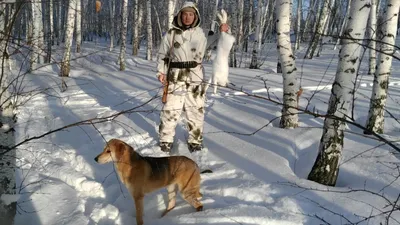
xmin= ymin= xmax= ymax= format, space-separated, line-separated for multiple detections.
xmin=162 ymin=70 xmax=170 ymax=104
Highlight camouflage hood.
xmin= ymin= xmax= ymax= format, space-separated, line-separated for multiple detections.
xmin=172 ymin=1 xmax=201 ymax=30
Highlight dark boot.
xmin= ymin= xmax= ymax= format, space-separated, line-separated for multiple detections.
xmin=160 ymin=142 xmax=173 ymax=153
xmin=188 ymin=143 xmax=202 ymax=153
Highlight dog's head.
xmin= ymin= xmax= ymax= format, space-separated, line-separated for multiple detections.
xmin=94 ymin=139 xmax=129 ymax=164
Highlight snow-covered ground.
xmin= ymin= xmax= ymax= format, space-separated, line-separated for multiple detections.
xmin=5 ymin=40 xmax=400 ymax=225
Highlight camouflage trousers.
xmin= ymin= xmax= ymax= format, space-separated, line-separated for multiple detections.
xmin=159 ymin=82 xmax=206 ymax=145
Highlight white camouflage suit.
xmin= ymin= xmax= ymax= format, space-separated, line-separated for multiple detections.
xmin=157 ymin=2 xmax=214 ymax=147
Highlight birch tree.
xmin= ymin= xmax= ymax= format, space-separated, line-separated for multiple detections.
xmin=365 ymin=0 xmax=400 ymax=134
xmin=276 ymin=0 xmax=299 ymax=128
xmin=146 ymin=0 xmax=153 ymax=60
xmin=76 ymin=0 xmax=82 ymax=53
xmin=333 ymin=0 xmax=352 ymax=50
xmin=132 ymin=0 xmax=143 ymax=56
xmin=0 ymin=2 xmax=16 ymax=224
xmin=294 ymin=0 xmax=302 ymax=52
xmin=119 ymin=0 xmax=129 ymax=71
xmin=168 ymin=0 xmax=176 ymax=29
xmin=46 ymin=0 xmax=54 ymax=63
xmin=249 ymin=0 xmax=263 ymax=69
xmin=308 ymin=0 xmax=371 ymax=186
xmin=30 ymin=0 xmax=44 ymax=71
xmin=109 ymin=0 xmax=115 ymax=51
xmin=305 ymin=0 xmax=333 ymax=59
xmin=368 ymin=0 xmax=377 ymax=75
xmin=60 ymin=0 xmax=77 ymax=77
xmin=236 ymin=0 xmax=244 ymax=55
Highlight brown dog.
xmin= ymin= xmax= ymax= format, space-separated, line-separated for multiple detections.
xmin=94 ymin=139 xmax=203 ymax=225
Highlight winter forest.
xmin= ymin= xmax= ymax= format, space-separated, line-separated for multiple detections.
xmin=1 ymin=0 xmax=400 ymax=224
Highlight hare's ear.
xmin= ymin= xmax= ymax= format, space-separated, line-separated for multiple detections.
xmin=221 ymin=9 xmax=228 ymax=22
xmin=217 ymin=12 xmax=223 ymax=23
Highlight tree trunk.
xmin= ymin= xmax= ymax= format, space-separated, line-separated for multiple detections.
xmin=46 ymin=0 xmax=53 ymax=63
xmin=365 ymin=0 xmax=400 ymax=134
xmin=276 ymin=0 xmax=299 ymax=128
xmin=333 ymin=0 xmax=352 ymax=50
xmin=168 ymin=0 xmax=176 ymax=29
xmin=294 ymin=0 xmax=302 ymax=52
xmin=305 ymin=0 xmax=333 ymax=59
xmin=132 ymin=0 xmax=143 ymax=56
xmin=308 ymin=0 xmax=371 ymax=186
xmin=249 ymin=0 xmax=263 ymax=69
xmin=236 ymin=0 xmax=244 ymax=64
xmin=60 ymin=0 xmax=77 ymax=77
xmin=76 ymin=0 xmax=82 ymax=53
xmin=29 ymin=0 xmax=40 ymax=71
xmin=119 ymin=0 xmax=128 ymax=71
xmin=146 ymin=0 xmax=153 ymax=60
xmin=109 ymin=0 xmax=115 ymax=51
xmin=0 ymin=3 xmax=16 ymax=223
xmin=368 ymin=0 xmax=377 ymax=75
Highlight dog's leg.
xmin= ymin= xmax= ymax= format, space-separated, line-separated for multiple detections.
xmin=178 ymin=176 xmax=203 ymax=212
xmin=161 ymin=184 xmax=177 ymax=217
xmin=134 ymin=194 xmax=144 ymax=225
xmin=213 ymin=80 xmax=217 ymax=94
xmin=181 ymin=191 xmax=203 ymax=211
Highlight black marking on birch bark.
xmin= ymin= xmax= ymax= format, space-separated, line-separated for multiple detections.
xmin=350 ymin=58 xmax=358 ymax=64
xmin=344 ymin=68 xmax=356 ymax=73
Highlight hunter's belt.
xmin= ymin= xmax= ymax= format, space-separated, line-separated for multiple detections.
xmin=169 ymin=61 xmax=199 ymax=69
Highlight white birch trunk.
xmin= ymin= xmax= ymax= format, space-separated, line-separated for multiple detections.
xmin=276 ymin=0 xmax=298 ymax=128
xmin=305 ymin=0 xmax=333 ymax=59
xmin=368 ymin=0 xmax=377 ymax=75
xmin=132 ymin=0 xmax=143 ymax=56
xmin=29 ymin=0 xmax=40 ymax=71
xmin=56 ymin=0 xmax=62 ymax=45
xmin=294 ymin=0 xmax=302 ymax=52
xmin=0 ymin=3 xmax=16 ymax=223
xmin=60 ymin=0 xmax=77 ymax=77
xmin=109 ymin=0 xmax=115 ymax=51
xmin=76 ymin=0 xmax=82 ymax=53
xmin=46 ymin=0 xmax=53 ymax=63
xmin=302 ymin=0 xmax=317 ymax=41
xmin=308 ymin=0 xmax=371 ymax=186
xmin=50 ymin=0 xmax=54 ymax=46
xmin=146 ymin=0 xmax=153 ymax=60
xmin=249 ymin=0 xmax=263 ymax=69
xmin=36 ymin=0 xmax=44 ymax=64
xmin=119 ymin=0 xmax=128 ymax=71
xmin=245 ymin=0 xmax=253 ymax=52
xmin=333 ymin=0 xmax=352 ymax=50
xmin=237 ymin=0 xmax=244 ymax=51
xmin=365 ymin=0 xmax=400 ymax=134
xmin=168 ymin=0 xmax=176 ymax=29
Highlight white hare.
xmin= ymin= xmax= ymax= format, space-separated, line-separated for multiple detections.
xmin=211 ymin=9 xmax=235 ymax=94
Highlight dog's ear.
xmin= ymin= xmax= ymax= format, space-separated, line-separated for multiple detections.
xmin=114 ymin=141 xmax=126 ymax=154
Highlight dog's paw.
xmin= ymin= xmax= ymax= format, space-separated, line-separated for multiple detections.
xmin=196 ymin=205 xmax=203 ymax=212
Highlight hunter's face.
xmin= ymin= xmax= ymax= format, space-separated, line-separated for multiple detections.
xmin=181 ymin=11 xmax=195 ymax=26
